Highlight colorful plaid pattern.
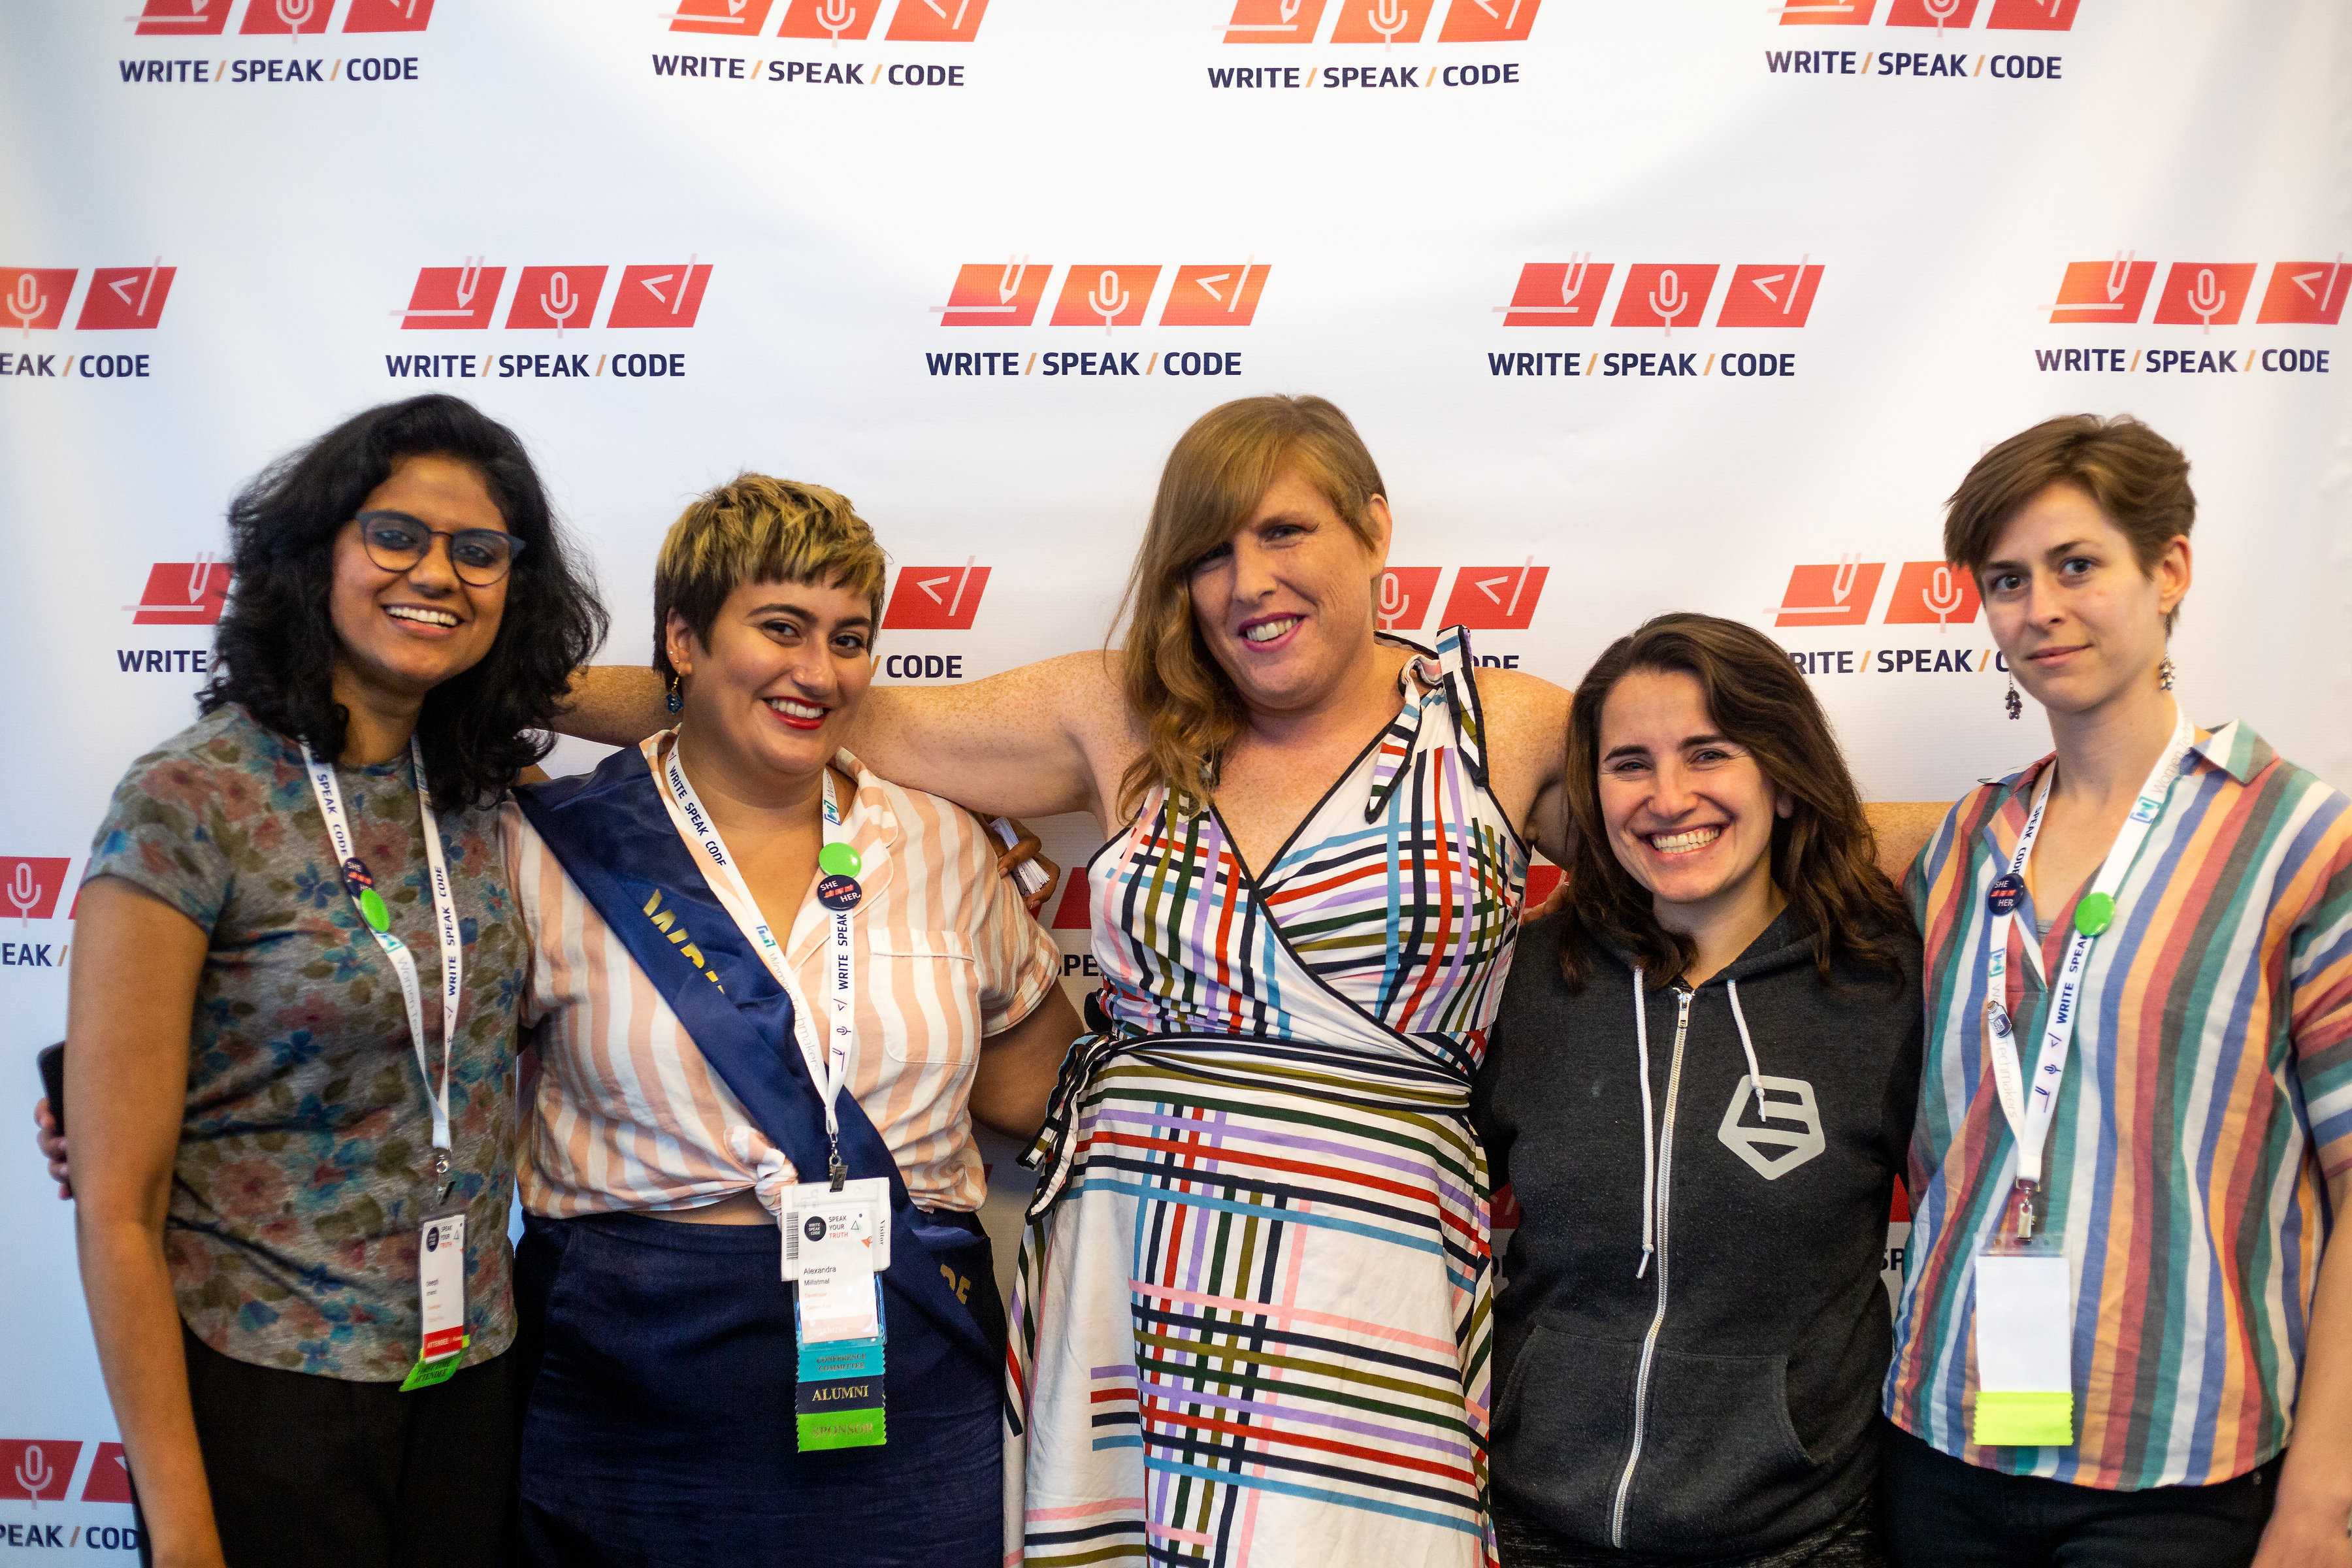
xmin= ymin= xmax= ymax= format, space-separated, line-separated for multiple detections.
xmin=1006 ymin=629 xmax=1526 ymax=1567
xmin=1886 ymin=721 xmax=2352 ymax=1490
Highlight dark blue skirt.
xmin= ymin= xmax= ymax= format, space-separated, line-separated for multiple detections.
xmin=514 ymin=1208 xmax=1001 ymax=1568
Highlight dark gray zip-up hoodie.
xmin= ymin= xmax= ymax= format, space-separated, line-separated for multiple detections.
xmin=1473 ymin=908 xmax=1921 ymax=1561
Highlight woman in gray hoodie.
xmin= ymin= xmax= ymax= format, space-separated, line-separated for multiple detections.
xmin=1475 ymin=613 xmax=1922 ymax=1566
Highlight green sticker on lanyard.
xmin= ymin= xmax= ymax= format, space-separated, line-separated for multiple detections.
xmin=819 ymin=841 xmax=862 ymax=879
xmin=2073 ymin=891 xmax=2116 ymax=938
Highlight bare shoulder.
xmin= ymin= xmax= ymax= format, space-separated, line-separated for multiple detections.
xmin=1463 ymin=666 xmax=1574 ymax=847
xmin=1475 ymin=666 xmax=1574 ymax=731
xmin=1474 ymin=666 xmax=1575 ymax=780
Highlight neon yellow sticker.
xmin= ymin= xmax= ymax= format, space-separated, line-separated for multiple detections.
xmin=1972 ymin=1389 xmax=2074 ymax=1447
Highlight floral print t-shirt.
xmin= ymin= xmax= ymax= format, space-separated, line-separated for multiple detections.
xmin=84 ymin=704 xmax=525 ymax=1382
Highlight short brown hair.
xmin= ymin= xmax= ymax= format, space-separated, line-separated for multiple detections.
xmin=651 ymin=474 xmax=887 ymax=679
xmin=1944 ymin=414 xmax=2195 ymax=627
xmin=1113 ymin=395 xmax=1387 ymax=817
xmin=1558 ymin=613 xmax=1914 ymax=990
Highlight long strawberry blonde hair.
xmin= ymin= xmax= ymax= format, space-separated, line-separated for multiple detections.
xmin=1113 ymin=395 xmax=1388 ymax=818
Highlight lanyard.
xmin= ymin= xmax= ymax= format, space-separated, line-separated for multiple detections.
xmin=1982 ymin=710 xmax=2192 ymax=1236
xmin=301 ymin=738 xmax=461 ymax=1169
xmin=658 ymin=738 xmax=867 ymax=1188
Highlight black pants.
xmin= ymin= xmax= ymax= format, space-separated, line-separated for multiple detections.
xmin=514 ymin=1210 xmax=1001 ymax=1568
xmin=139 ymin=1325 xmax=519 ymax=1568
xmin=1881 ymin=1422 xmax=2277 ymax=1568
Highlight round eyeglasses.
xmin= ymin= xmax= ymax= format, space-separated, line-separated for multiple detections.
xmin=355 ymin=509 xmax=526 ymax=587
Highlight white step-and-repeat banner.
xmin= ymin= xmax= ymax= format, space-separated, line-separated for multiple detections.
xmin=3 ymin=0 xmax=2346 ymax=1551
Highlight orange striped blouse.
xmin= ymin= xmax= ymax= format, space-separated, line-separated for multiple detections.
xmin=501 ymin=735 xmax=1060 ymax=1217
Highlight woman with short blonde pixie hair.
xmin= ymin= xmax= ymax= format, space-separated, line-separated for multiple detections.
xmin=504 ymin=470 xmax=1081 ymax=1567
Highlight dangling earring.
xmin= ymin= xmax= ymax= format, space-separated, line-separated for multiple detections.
xmin=2157 ymin=655 xmax=2176 ymax=693
xmin=2004 ymin=668 xmax=2022 ymax=721
xmin=665 ymin=673 xmax=684 ymax=713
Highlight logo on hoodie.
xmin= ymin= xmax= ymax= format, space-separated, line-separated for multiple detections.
xmin=1717 ymin=1074 xmax=1826 ymax=1181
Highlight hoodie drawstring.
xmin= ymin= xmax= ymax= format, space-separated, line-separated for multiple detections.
xmin=1633 ymin=970 xmax=1656 ymax=1280
xmin=1727 ymin=977 xmax=1767 ymax=1119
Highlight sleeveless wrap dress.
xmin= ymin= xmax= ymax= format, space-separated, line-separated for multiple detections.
xmin=1006 ymin=628 xmax=1527 ymax=1568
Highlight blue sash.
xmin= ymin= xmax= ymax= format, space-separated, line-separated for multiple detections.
xmin=514 ymin=747 xmax=1002 ymax=1374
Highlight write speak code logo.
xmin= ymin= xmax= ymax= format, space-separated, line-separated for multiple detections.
xmin=666 ymin=0 xmax=986 ymax=37
xmin=127 ymin=557 xmax=231 ymax=626
xmin=0 ymin=860 xmax=72 ymax=923
xmin=1495 ymin=259 xmax=1821 ymax=333
xmin=2257 ymin=258 xmax=2349 ymax=326
xmin=133 ymin=0 xmax=231 ymax=34
xmin=242 ymin=0 xmax=332 ymax=33
xmin=395 ymin=261 xmax=710 ymax=332
xmin=0 ymin=1440 xmax=82 ymax=1504
xmin=3 ymin=269 xmax=75 ymax=334
xmin=1882 ymin=561 xmax=1982 ymax=627
xmin=76 ymin=263 xmax=175 ymax=330
xmin=1049 ymin=266 xmax=1160 ymax=333
xmin=1775 ymin=559 xmax=1887 ymax=627
xmin=881 ymin=561 xmax=990 ymax=630
xmin=1225 ymin=0 xmax=1542 ymax=44
xmin=933 ymin=259 xmax=1054 ymax=327
xmin=1377 ymin=567 xmax=1441 ymax=632
xmin=1439 ymin=561 xmax=1548 ymax=630
xmin=2150 ymin=263 xmax=2256 ymax=333
xmin=2048 ymin=255 xmax=2157 ymax=323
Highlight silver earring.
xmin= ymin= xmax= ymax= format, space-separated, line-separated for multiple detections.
xmin=2004 ymin=669 xmax=2022 ymax=721
xmin=2157 ymin=655 xmax=2176 ymax=693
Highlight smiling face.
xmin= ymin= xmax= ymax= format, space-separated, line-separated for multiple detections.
xmin=1186 ymin=467 xmax=1390 ymax=719
xmin=665 ymin=576 xmax=875 ymax=787
xmin=1596 ymin=668 xmax=1791 ymax=931
xmin=327 ymin=453 xmax=510 ymax=706
xmin=1979 ymin=480 xmax=2190 ymax=721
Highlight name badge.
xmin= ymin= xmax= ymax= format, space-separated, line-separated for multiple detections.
xmin=399 ymin=1211 xmax=468 ymax=1392
xmin=1970 ymin=1250 xmax=2074 ymax=1446
xmin=781 ymin=1178 xmax=892 ymax=1450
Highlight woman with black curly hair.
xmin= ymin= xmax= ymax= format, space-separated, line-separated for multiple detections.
xmin=62 ymin=394 xmax=604 ymax=1568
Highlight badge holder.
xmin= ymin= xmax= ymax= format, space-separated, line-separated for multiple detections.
xmin=783 ymin=1177 xmax=892 ymax=1450
xmin=399 ymin=1207 xmax=470 ymax=1392
xmin=1970 ymin=1183 xmax=2073 ymax=1447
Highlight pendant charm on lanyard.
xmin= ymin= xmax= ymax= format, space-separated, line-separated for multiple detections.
xmin=1979 ymin=711 xmax=2192 ymax=1246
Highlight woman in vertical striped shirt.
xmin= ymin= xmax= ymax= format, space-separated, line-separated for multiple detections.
xmin=505 ymin=474 xmax=1081 ymax=1567
xmin=1882 ymin=416 xmax=2352 ymax=1567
